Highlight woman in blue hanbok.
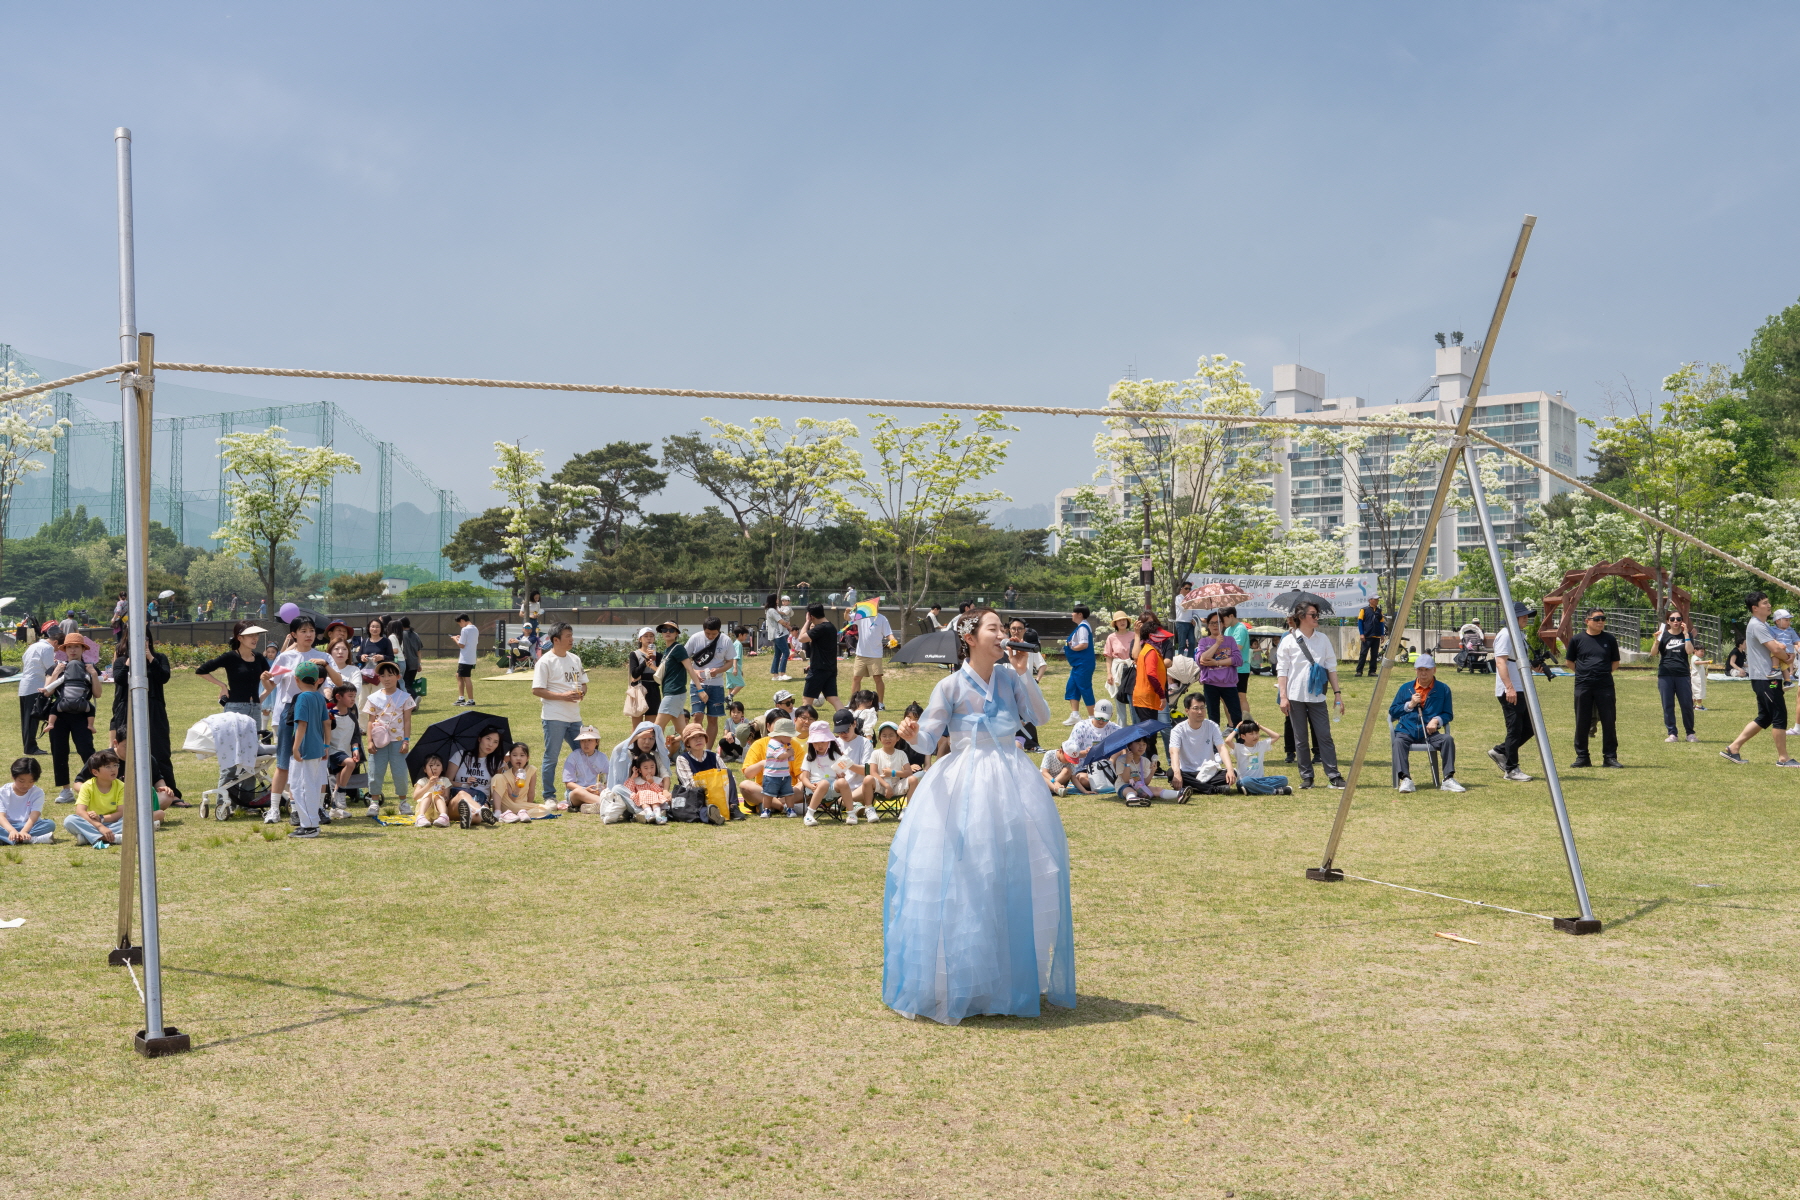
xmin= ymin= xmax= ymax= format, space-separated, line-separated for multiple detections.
xmin=883 ymin=608 xmax=1076 ymax=1024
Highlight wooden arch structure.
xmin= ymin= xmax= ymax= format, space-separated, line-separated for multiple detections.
xmin=1533 ymin=556 xmax=1692 ymax=655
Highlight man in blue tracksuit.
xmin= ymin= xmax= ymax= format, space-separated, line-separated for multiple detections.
xmin=1388 ymin=653 xmax=1464 ymax=792
xmin=1062 ymin=604 xmax=1097 ymax=726
xmin=1356 ymin=598 xmax=1386 ymax=677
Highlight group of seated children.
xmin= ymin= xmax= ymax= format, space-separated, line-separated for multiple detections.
xmin=0 ymin=751 xmax=166 ymax=848
xmin=724 ymin=701 xmax=919 ymax=826
xmin=1038 ymin=694 xmax=1294 ymax=801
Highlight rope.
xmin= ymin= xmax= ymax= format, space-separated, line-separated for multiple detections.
xmin=149 ymin=361 xmax=1461 ymax=432
xmin=125 ymin=958 xmax=147 ymax=1003
xmin=28 ymin=355 xmax=1795 ymax=602
xmin=0 ymin=362 xmax=139 ymax=406
xmin=1342 ymin=873 xmax=1556 ymax=921
xmin=1468 ymin=430 xmax=1800 ymax=601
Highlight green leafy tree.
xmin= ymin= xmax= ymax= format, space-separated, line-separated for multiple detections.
xmin=1736 ymin=296 xmax=1800 ymax=454
xmin=186 ymin=551 xmax=262 ymax=606
xmin=4 ymin=539 xmax=92 ymax=614
xmin=661 ymin=432 xmax=759 ymax=536
xmin=1058 ymin=485 xmax=1140 ymax=612
xmin=1095 ymin=356 xmax=1281 ymax=609
xmin=852 ymin=411 xmax=1011 ymax=627
xmin=553 ymin=442 xmax=667 ymax=555
xmin=1582 ymin=364 xmax=1747 ymax=611
xmin=680 ymin=417 xmax=863 ymax=599
xmin=212 ymin=426 xmax=360 ymax=615
xmin=30 ymin=504 xmax=109 ymax=548
xmin=444 ymin=508 xmax=515 ymax=587
xmin=325 ymin=570 xmax=389 ymax=603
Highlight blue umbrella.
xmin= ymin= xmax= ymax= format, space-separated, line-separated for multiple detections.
xmin=1079 ymin=716 xmax=1174 ymax=768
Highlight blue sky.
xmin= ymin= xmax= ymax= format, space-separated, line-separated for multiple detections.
xmin=4 ymin=2 xmax=1797 ymax=527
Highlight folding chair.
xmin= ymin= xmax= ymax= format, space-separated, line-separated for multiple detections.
xmin=1389 ymin=719 xmax=1442 ymax=788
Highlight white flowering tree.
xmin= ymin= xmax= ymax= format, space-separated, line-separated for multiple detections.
xmin=1095 ymin=357 xmax=1281 ymax=601
xmin=213 ymin=426 xmax=361 ymax=616
xmin=1509 ymin=495 xmax=1652 ymax=605
xmin=491 ymin=441 xmax=600 ymax=605
xmin=0 ymin=360 xmax=72 ymax=589
xmin=1252 ymin=523 xmax=1355 ymax=575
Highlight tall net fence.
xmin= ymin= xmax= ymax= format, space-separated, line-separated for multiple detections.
xmin=2 ymin=345 xmax=469 ymax=578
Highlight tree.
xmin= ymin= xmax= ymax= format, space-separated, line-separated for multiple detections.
xmin=1582 ymin=365 xmax=1746 ymax=611
xmin=1095 ymin=356 xmax=1281 ymax=607
xmin=852 ymin=411 xmax=1011 ymax=627
xmin=1057 ymin=485 xmax=1140 ymax=612
xmin=3 ymin=540 xmax=92 ymax=614
xmin=444 ymin=508 xmax=515 ymax=587
xmin=326 ymin=570 xmax=389 ymax=603
xmin=1510 ymin=495 xmax=1651 ymax=607
xmin=490 ymin=441 xmax=599 ymax=603
xmin=553 ymin=442 xmax=667 ymax=555
xmin=1252 ymin=524 xmax=1352 ymax=575
xmin=31 ymin=504 xmax=109 ymax=548
xmin=662 ymin=432 xmax=759 ymax=536
xmin=0 ymin=356 xmax=71 ymax=589
xmin=186 ymin=551 xmax=262 ymax=606
xmin=691 ymin=416 xmax=863 ymax=599
xmin=212 ymin=425 xmax=361 ymax=615
xmin=1736 ymin=296 xmax=1800 ymax=454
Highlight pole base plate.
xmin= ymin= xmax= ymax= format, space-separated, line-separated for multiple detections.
xmin=134 ymin=1027 xmax=192 ymax=1058
xmin=108 ymin=944 xmax=143 ymax=966
xmin=1554 ymin=917 xmax=1602 ymax=935
xmin=1306 ymin=867 xmax=1345 ymax=882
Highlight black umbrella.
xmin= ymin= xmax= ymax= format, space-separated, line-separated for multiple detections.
xmin=1269 ymin=590 xmax=1335 ymax=616
xmin=406 ymin=709 xmax=513 ymax=780
xmin=1079 ymin=716 xmax=1174 ymax=768
xmin=891 ymin=630 xmax=959 ymax=666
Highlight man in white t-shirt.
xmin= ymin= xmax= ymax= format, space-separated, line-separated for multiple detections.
xmin=453 ymin=614 xmax=479 ymax=707
xmin=684 ymin=617 xmax=731 ymax=744
xmin=18 ymin=626 xmax=59 ymax=755
xmin=531 ymin=622 xmax=589 ymax=803
xmin=1170 ymin=694 xmax=1226 ymax=792
xmin=1485 ymin=600 xmax=1538 ymax=782
xmin=850 ymin=608 xmax=894 ymax=708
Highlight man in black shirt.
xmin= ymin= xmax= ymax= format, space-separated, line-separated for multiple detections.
xmin=1565 ymin=609 xmax=1622 ymax=768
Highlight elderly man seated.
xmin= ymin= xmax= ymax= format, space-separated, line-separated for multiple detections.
xmin=1388 ymin=653 xmax=1466 ymax=793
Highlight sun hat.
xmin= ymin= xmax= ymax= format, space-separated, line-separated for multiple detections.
xmin=239 ymin=624 xmax=267 ymax=637
xmin=680 ymin=723 xmax=708 ymax=743
xmin=635 ymin=625 xmax=656 ymax=640
xmin=769 ymin=718 xmax=797 ymax=739
xmin=655 ymin=621 xmax=680 ymax=634
xmin=1414 ymin=653 xmax=1436 ymax=669
xmin=576 ymin=725 xmax=601 ymax=743
xmin=63 ymin=632 xmax=86 ymax=649
xmin=771 ymin=689 xmax=795 ymax=704
xmin=1512 ymin=600 xmax=1536 ymax=618
xmin=324 ymin=619 xmax=350 ymax=634
xmin=808 ymin=720 xmax=833 ymax=742
xmin=1110 ymin=610 xmax=1132 ymax=627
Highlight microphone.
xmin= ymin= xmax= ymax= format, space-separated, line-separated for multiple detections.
xmin=1005 ymin=639 xmax=1037 ymax=652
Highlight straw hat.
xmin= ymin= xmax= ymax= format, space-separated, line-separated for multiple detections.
xmin=1110 ymin=610 xmax=1132 ymax=628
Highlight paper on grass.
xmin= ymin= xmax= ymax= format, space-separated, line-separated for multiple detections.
xmin=0 ymin=917 xmax=25 ymax=929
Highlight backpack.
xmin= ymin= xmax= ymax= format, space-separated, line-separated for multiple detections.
xmin=54 ymin=665 xmax=94 ymax=715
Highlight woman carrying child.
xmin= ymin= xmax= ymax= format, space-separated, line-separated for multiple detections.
xmin=884 ymin=606 xmax=1073 ymax=1025
xmin=445 ymin=726 xmax=505 ymax=828
xmin=411 ymin=754 xmax=453 ymax=826
xmin=490 ymin=742 xmax=548 ymax=822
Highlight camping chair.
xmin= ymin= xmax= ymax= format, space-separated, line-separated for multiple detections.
xmin=1389 ymin=718 xmax=1442 ymax=788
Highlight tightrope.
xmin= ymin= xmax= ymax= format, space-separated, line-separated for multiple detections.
xmin=9 ymin=355 xmax=1797 ymax=603
xmin=125 ymin=958 xmax=147 ymax=1003
xmin=1343 ymin=873 xmax=1556 ymax=922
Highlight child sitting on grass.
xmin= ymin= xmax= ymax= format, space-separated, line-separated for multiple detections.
xmin=1 ymin=757 xmax=53 ymax=844
xmin=1112 ymin=736 xmax=1179 ymax=806
xmin=718 ymin=701 xmax=753 ymax=762
xmin=1222 ymin=719 xmax=1292 ymax=795
xmin=412 ymin=755 xmax=453 ymax=827
xmin=625 ymin=752 xmax=671 ymax=824
xmin=63 ymin=750 xmax=145 ymax=846
xmin=490 ymin=742 xmax=547 ymax=822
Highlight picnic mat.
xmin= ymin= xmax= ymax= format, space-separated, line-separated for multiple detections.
xmin=373 ymin=812 xmax=560 ymax=826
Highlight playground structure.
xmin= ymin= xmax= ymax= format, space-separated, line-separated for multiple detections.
xmin=1 ymin=344 xmax=467 ymax=579
xmin=1534 ymin=556 xmax=1694 ymax=656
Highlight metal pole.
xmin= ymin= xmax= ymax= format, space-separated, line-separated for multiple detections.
xmin=1462 ymin=443 xmax=1598 ymax=929
xmin=116 ymin=129 xmax=187 ymax=1054
xmin=1311 ymin=215 xmax=1536 ymax=881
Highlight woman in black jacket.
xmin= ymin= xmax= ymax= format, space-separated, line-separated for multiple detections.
xmin=628 ymin=626 xmax=662 ymax=718
xmin=88 ymin=632 xmax=183 ymax=804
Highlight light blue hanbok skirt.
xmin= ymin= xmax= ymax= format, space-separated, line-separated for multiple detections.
xmin=881 ymin=738 xmax=1076 ymax=1024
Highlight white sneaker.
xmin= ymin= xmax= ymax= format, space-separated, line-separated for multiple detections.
xmin=366 ymin=801 xmax=382 ymax=819
xmin=414 ymin=815 xmax=431 ymax=827
xmin=1665 ymin=734 xmax=1677 ymax=743
xmin=843 ymin=809 xmax=857 ymax=826
xmin=55 ymin=787 xmax=75 ymax=804
xmin=262 ymin=800 xmax=281 ymax=824
xmin=803 ymin=810 xmax=819 ymax=826
xmin=863 ymin=805 xmax=880 ymax=823
xmin=1787 ymin=725 xmax=1799 ymax=737
xmin=1061 ymin=713 xmax=1079 ymax=726
xmin=1687 ymin=734 xmax=1698 ymax=743
xmin=1397 ymin=776 xmax=1416 ymax=794
xmin=398 ymin=800 xmax=414 ymax=816
xmin=1504 ymin=769 xmax=1532 ymax=782
xmin=1440 ymin=777 xmax=1466 ymax=793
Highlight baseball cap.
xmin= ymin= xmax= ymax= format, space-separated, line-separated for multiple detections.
xmin=832 ymin=708 xmax=857 ymax=731
xmin=294 ymin=661 xmax=322 ymax=683
xmin=1414 ymin=653 xmax=1436 ymax=669
xmin=1094 ymin=699 xmax=1114 ymax=720
xmin=635 ymin=625 xmax=655 ymax=640
xmin=1776 ymin=609 xmax=1793 ymax=622
xmin=772 ymin=689 xmax=795 ymax=704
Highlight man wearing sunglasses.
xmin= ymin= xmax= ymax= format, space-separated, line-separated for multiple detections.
xmin=1565 ymin=608 xmax=1622 ymax=769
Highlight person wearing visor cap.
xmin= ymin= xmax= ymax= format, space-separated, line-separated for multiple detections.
xmin=1388 ymin=653 xmax=1464 ymax=793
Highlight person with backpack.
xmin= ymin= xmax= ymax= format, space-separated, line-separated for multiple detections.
xmin=1275 ymin=601 xmax=1345 ymax=789
xmin=392 ymin=616 xmax=424 ymax=699
xmin=683 ymin=616 xmax=730 ymax=744
xmin=43 ymin=634 xmax=102 ymax=803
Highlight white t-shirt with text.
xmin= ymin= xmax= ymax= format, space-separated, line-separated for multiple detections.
xmin=533 ymin=649 xmax=587 ymax=723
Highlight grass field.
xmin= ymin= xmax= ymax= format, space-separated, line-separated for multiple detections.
xmin=3 ymin=653 xmax=1799 ymax=1198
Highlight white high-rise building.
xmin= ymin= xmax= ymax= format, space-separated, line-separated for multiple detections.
xmin=1266 ymin=345 xmax=1577 ymax=576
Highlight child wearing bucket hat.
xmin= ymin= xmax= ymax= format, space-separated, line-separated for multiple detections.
xmin=800 ymin=719 xmax=849 ymax=827
xmin=559 ymin=725 xmax=608 ymax=813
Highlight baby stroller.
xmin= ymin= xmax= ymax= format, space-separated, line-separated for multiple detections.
xmin=183 ymin=712 xmax=278 ymax=821
xmin=1454 ymin=623 xmax=1490 ymax=674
